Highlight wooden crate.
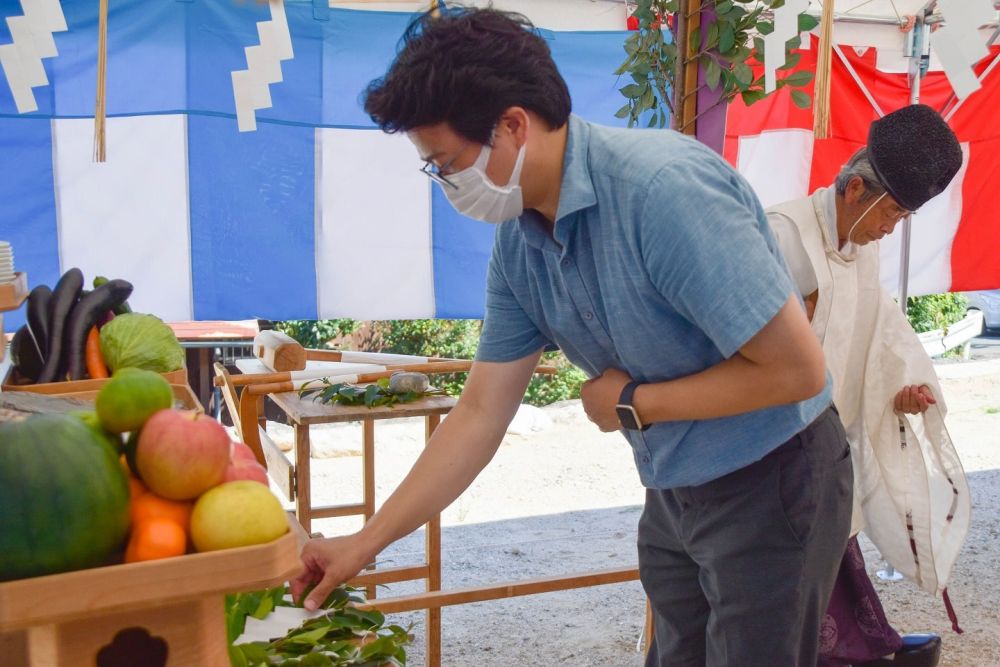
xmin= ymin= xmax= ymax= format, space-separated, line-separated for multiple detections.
xmin=0 ymin=523 xmax=301 ymax=667
xmin=0 ymin=272 xmax=29 ymax=364
xmin=2 ymin=366 xmax=188 ymax=394
xmin=54 ymin=383 xmax=203 ymax=413
xmin=0 ymin=272 xmax=28 ymax=311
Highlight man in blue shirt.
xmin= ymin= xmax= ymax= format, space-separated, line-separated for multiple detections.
xmin=293 ymin=8 xmax=853 ymax=665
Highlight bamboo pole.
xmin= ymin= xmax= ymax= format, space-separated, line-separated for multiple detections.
xmin=93 ymin=0 xmax=109 ymax=162
xmin=214 ymin=359 xmax=557 ymax=388
xmin=245 ymin=360 xmax=475 ymax=396
xmin=354 ymin=567 xmax=640 ymax=614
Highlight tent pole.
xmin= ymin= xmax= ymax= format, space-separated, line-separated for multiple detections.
xmin=898 ymin=16 xmax=929 ymax=313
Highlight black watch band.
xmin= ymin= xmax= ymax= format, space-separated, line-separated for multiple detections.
xmin=616 ymin=381 xmax=649 ymax=431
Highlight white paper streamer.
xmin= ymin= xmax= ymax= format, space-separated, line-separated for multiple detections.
xmin=339 ymin=351 xmax=432 ymax=366
xmin=764 ymin=0 xmax=809 ymax=93
xmin=0 ymin=0 xmax=68 ymax=113
xmin=933 ymin=0 xmax=995 ymax=100
xmin=231 ymin=0 xmax=294 ymax=132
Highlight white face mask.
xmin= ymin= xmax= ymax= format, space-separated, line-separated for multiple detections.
xmin=441 ymin=136 xmax=526 ymax=224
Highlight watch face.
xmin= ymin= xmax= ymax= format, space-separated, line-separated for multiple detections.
xmin=616 ymin=405 xmax=640 ymax=430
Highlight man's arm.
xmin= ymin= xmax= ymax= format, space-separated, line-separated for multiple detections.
xmin=582 ymin=294 xmax=825 ymax=430
xmin=292 ymin=350 xmax=542 ymax=610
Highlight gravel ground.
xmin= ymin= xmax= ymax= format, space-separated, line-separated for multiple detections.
xmin=247 ymin=353 xmax=1000 ymax=667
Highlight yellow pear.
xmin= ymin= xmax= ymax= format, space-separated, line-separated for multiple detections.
xmin=190 ymin=481 xmax=287 ymax=552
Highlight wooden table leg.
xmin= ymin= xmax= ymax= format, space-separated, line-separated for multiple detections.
xmin=294 ymin=424 xmax=312 ymax=535
xmin=184 ymin=347 xmax=213 ymax=412
xmin=424 ymin=414 xmax=442 ymax=667
xmin=362 ymin=418 xmax=376 ymax=601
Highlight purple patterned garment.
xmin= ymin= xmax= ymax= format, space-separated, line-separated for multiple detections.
xmin=818 ymin=537 xmax=904 ymax=666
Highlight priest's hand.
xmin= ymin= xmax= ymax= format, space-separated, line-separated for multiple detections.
xmin=581 ymin=367 xmax=632 ymax=432
xmin=894 ymin=384 xmax=936 ymax=415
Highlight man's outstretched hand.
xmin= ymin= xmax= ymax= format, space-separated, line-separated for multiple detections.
xmin=291 ymin=534 xmax=373 ymax=611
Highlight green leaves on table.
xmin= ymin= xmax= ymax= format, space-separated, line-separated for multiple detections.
xmin=299 ymin=377 xmax=443 ymax=410
xmin=228 ymin=585 xmax=411 ymax=666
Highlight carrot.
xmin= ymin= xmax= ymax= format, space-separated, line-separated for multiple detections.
xmin=85 ymin=325 xmax=109 ymax=379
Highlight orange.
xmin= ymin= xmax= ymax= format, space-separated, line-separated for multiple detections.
xmin=127 ymin=475 xmax=148 ymax=500
xmin=124 ymin=518 xmax=187 ymax=563
xmin=130 ymin=493 xmax=193 ymax=531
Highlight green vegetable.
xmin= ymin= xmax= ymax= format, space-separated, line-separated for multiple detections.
xmin=0 ymin=414 xmax=130 ymax=581
xmin=227 ymin=585 xmax=410 ymax=666
xmin=98 ymin=313 xmax=184 ymax=374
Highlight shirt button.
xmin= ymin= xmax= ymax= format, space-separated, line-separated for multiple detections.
xmin=583 ymin=312 xmax=593 ymax=320
xmin=642 ymin=456 xmax=650 ymax=464
xmin=561 ymin=258 xmax=571 ymax=267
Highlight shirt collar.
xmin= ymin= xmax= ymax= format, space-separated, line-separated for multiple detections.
xmin=553 ymin=114 xmax=598 ymax=223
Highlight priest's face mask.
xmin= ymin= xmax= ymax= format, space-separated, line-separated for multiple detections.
xmin=843 ymin=177 xmax=914 ymax=246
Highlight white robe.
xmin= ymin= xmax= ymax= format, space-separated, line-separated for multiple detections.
xmin=768 ymin=187 xmax=970 ymax=595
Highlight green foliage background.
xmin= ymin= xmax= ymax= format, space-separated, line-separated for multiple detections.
xmin=273 ymin=319 xmax=585 ymax=406
xmin=905 ymin=293 xmax=969 ymax=334
xmin=272 ymin=319 xmax=358 ymax=350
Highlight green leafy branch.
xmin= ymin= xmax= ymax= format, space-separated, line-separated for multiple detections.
xmin=299 ymin=377 xmax=444 ymax=409
xmin=228 ymin=585 xmax=412 ymax=666
xmin=616 ymin=0 xmax=818 ymax=128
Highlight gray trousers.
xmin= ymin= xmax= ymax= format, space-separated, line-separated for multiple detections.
xmin=640 ymin=407 xmax=853 ymax=667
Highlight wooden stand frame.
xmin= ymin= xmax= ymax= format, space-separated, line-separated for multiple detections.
xmin=215 ymin=363 xmax=654 ymax=665
xmin=0 ymin=526 xmax=301 ymax=667
xmin=216 ymin=363 xmax=450 ymax=664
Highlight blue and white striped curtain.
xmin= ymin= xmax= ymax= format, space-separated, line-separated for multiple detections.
xmin=0 ymin=0 xmax=642 ymax=327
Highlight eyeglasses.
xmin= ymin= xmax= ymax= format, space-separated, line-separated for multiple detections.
xmin=419 ymin=144 xmax=468 ymax=190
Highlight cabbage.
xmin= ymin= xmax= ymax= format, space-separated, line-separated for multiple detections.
xmin=98 ymin=313 xmax=184 ymax=373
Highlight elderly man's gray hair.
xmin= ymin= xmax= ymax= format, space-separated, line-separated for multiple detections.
xmin=835 ymin=148 xmax=887 ymax=202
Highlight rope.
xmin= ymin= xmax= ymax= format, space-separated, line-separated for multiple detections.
xmin=814 ymin=0 xmax=836 ymax=139
xmin=943 ymin=587 xmax=964 ymax=634
xmin=841 ymin=0 xmax=880 ymax=15
xmin=833 ymin=43 xmax=885 ymax=117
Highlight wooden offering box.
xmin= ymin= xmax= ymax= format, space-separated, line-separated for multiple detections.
xmin=2 ymin=366 xmax=189 ymax=394
xmin=56 ymin=383 xmax=203 ymax=413
xmin=0 ymin=526 xmax=301 ymax=667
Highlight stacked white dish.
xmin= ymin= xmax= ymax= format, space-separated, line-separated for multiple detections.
xmin=0 ymin=241 xmax=13 ymax=284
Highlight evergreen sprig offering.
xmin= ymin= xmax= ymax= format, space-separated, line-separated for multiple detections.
xmin=228 ymin=585 xmax=411 ymax=667
xmin=299 ymin=377 xmax=443 ymax=409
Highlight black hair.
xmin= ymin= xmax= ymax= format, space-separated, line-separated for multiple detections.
xmin=362 ymin=6 xmax=572 ymax=144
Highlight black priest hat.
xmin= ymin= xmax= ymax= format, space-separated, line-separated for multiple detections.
xmin=867 ymin=104 xmax=963 ymax=212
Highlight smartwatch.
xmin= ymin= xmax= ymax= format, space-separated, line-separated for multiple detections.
xmin=616 ymin=381 xmax=649 ymax=431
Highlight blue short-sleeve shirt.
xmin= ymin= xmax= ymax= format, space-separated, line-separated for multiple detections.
xmin=475 ymin=114 xmax=832 ymax=489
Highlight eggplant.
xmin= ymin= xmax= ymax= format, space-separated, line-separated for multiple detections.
xmin=36 ymin=268 xmax=84 ymax=384
xmin=26 ymin=284 xmax=52 ymax=362
xmin=94 ymin=275 xmax=132 ymax=314
xmin=65 ymin=278 xmax=133 ymax=380
xmin=10 ymin=325 xmax=44 ymax=382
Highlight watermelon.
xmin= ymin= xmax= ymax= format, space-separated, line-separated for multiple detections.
xmin=0 ymin=414 xmax=130 ymax=581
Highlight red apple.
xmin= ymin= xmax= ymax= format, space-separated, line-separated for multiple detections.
xmin=136 ymin=409 xmax=231 ymax=500
xmin=223 ymin=457 xmax=269 ymax=486
xmin=230 ymin=441 xmax=259 ymax=464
